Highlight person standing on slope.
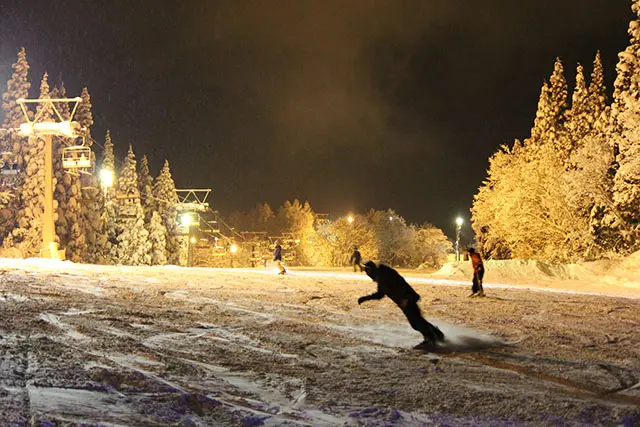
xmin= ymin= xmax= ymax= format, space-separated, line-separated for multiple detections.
xmin=358 ymin=261 xmax=444 ymax=347
xmin=273 ymin=241 xmax=287 ymax=275
xmin=467 ymin=247 xmax=485 ymax=297
xmin=350 ymin=246 xmax=363 ymax=272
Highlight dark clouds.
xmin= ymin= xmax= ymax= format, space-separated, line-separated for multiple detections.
xmin=0 ymin=1 xmax=633 ymax=234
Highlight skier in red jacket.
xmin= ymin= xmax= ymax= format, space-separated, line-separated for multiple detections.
xmin=467 ymin=247 xmax=485 ymax=297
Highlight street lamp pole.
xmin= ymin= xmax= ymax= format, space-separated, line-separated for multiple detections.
xmin=455 ymin=217 xmax=463 ymax=261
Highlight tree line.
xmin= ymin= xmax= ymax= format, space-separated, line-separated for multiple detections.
xmin=226 ymin=201 xmax=452 ymax=269
xmin=0 ymin=48 xmax=183 ymax=265
xmin=472 ymin=1 xmax=640 ymax=262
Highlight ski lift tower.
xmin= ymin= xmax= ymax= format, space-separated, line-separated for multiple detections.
xmin=176 ymin=189 xmax=211 ymax=267
xmin=15 ymin=96 xmax=85 ymax=259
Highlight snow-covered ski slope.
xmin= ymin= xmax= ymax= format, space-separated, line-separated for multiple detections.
xmin=0 ymin=257 xmax=637 ymax=426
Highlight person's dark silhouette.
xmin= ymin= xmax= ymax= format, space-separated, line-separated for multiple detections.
xmin=349 ymin=246 xmax=363 ymax=272
xmin=273 ymin=242 xmax=286 ymax=275
xmin=359 ymin=261 xmax=444 ymax=346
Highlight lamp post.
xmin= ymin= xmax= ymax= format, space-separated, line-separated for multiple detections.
xmin=455 ymin=217 xmax=463 ymax=261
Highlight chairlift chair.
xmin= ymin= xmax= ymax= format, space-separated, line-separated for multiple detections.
xmin=62 ymin=145 xmax=92 ymax=171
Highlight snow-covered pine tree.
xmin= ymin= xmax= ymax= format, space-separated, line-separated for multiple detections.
xmin=152 ymin=160 xmax=180 ymax=265
xmin=612 ymin=0 xmax=640 ymax=115
xmin=51 ymin=84 xmax=86 ymax=262
xmin=5 ymin=73 xmax=53 ymax=256
xmin=587 ymin=51 xmax=608 ymax=129
xmin=529 ymin=82 xmax=554 ymax=144
xmin=0 ymin=48 xmax=30 ymax=243
xmin=566 ymin=64 xmax=590 ymax=150
xmin=547 ymin=58 xmax=572 ymax=156
xmin=96 ymin=130 xmax=117 ymax=264
xmin=75 ymin=88 xmax=102 ymax=263
xmin=147 ymin=210 xmax=167 ymax=265
xmin=607 ymin=1 xmax=640 ymax=251
xmin=1 ymin=47 xmax=30 ymax=153
xmin=138 ymin=155 xmax=154 ymax=220
xmin=549 ymin=58 xmax=569 ymax=118
xmin=611 ymin=99 xmax=640 ymax=249
xmin=102 ymin=130 xmax=116 ymax=201
xmin=111 ymin=145 xmax=150 ymax=265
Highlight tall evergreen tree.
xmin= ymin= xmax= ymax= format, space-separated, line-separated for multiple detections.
xmin=94 ymin=130 xmax=117 ymax=264
xmin=611 ymin=100 xmax=640 ymax=248
xmin=530 ymin=82 xmax=554 ymax=144
xmin=566 ymin=64 xmax=591 ymax=149
xmin=612 ymin=0 xmax=640 ymax=114
xmin=152 ymin=160 xmax=180 ymax=264
xmin=0 ymin=48 xmax=30 ymax=241
xmin=102 ymin=130 xmax=116 ymax=200
xmin=5 ymin=73 xmax=52 ymax=255
xmin=549 ymin=58 xmax=569 ymax=119
xmin=1 ymin=47 xmax=30 ymax=153
xmin=138 ymin=155 xmax=154 ymax=219
xmin=52 ymin=84 xmax=86 ymax=262
xmin=75 ymin=88 xmax=102 ymax=262
xmin=147 ymin=210 xmax=168 ymax=265
xmin=110 ymin=145 xmax=150 ymax=265
xmin=587 ymin=51 xmax=608 ymax=126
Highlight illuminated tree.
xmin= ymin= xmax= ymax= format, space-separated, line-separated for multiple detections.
xmin=530 ymin=83 xmax=554 ymax=145
xmin=4 ymin=73 xmax=53 ymax=256
xmin=153 ymin=160 xmax=180 ymax=264
xmin=566 ymin=64 xmax=590 ymax=149
xmin=275 ymin=199 xmax=317 ymax=265
xmin=110 ymin=145 xmax=150 ymax=265
xmin=612 ymin=0 xmax=640 ymax=114
xmin=0 ymin=48 xmax=30 ymax=242
xmin=587 ymin=51 xmax=608 ymax=127
xmin=147 ymin=210 xmax=167 ymax=265
xmin=611 ymin=101 xmax=640 ymax=249
xmin=138 ymin=155 xmax=154 ymax=219
xmin=50 ymin=84 xmax=87 ymax=262
xmin=74 ymin=87 xmax=103 ymax=263
xmin=1 ymin=48 xmax=30 ymax=129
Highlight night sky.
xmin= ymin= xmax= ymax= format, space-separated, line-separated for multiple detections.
xmin=0 ymin=1 xmax=632 ymax=236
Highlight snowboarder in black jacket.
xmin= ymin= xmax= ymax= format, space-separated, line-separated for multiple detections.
xmin=359 ymin=261 xmax=444 ymax=345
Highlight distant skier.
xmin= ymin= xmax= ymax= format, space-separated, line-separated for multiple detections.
xmin=467 ymin=247 xmax=485 ymax=297
xmin=350 ymin=246 xmax=363 ymax=272
xmin=273 ymin=241 xmax=287 ymax=275
xmin=358 ymin=261 xmax=444 ymax=347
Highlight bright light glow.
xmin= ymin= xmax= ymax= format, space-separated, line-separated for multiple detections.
xmin=389 ymin=216 xmax=393 ymax=221
xmin=18 ymin=123 xmax=33 ymax=136
xmin=230 ymin=244 xmax=238 ymax=253
xmin=99 ymin=169 xmax=113 ymax=188
xmin=181 ymin=213 xmax=194 ymax=228
xmin=19 ymin=121 xmax=75 ymax=137
xmin=190 ymin=236 xmax=197 ymax=244
xmin=456 ymin=217 xmax=464 ymax=227
xmin=347 ymin=216 xmax=354 ymax=223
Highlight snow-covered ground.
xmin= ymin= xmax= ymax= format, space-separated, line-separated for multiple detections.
xmin=0 ymin=257 xmax=638 ymax=426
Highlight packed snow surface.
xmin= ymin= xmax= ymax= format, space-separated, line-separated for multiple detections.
xmin=0 ymin=257 xmax=638 ymax=426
